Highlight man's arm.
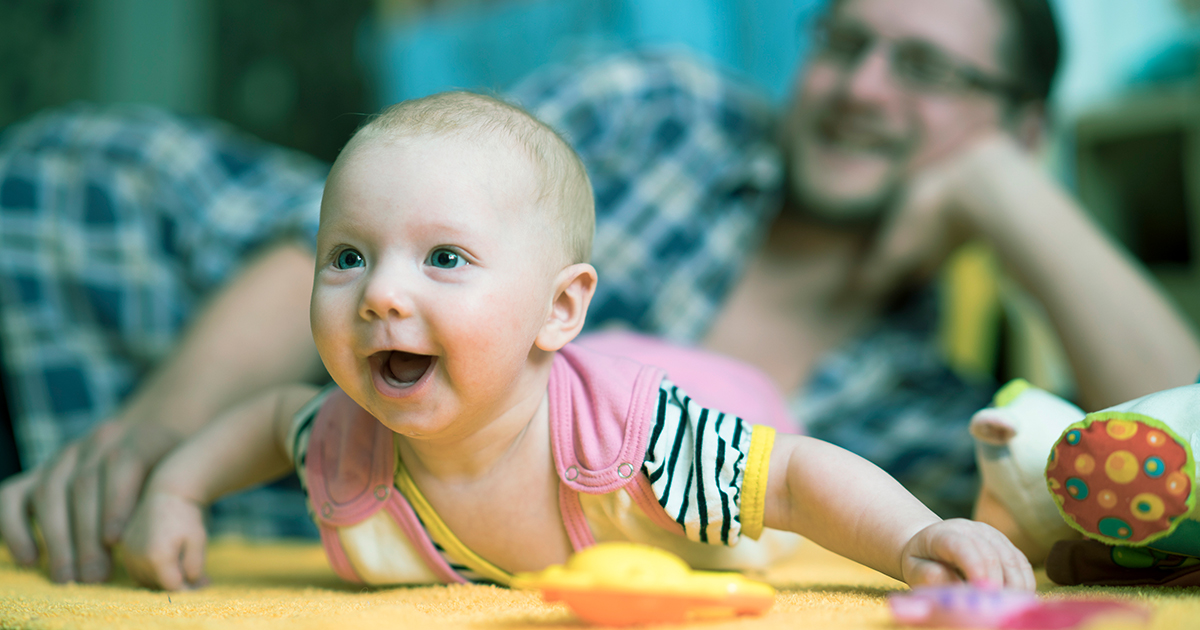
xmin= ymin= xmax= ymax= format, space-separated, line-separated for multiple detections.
xmin=860 ymin=134 xmax=1200 ymax=411
xmin=0 ymin=241 xmax=323 ymax=583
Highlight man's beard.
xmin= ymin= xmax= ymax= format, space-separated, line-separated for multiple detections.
xmin=781 ymin=156 xmax=903 ymax=229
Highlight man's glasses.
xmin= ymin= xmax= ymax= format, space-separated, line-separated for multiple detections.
xmin=810 ymin=20 xmax=1026 ymax=99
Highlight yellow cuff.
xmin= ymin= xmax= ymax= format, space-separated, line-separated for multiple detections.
xmin=739 ymin=425 xmax=775 ymax=541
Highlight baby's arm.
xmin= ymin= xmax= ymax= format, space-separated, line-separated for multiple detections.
xmin=763 ymin=434 xmax=1035 ymax=590
xmin=120 ymin=384 xmax=318 ymax=590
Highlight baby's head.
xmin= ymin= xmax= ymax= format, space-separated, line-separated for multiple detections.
xmin=337 ymin=91 xmax=594 ymax=266
xmin=312 ymin=91 xmax=598 ymax=437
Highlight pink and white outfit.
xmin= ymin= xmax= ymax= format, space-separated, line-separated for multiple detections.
xmin=286 ymin=331 xmax=803 ymax=585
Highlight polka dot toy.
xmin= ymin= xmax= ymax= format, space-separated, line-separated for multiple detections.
xmin=1047 ymin=413 xmax=1196 ymax=546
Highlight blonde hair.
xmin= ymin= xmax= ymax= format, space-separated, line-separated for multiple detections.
xmin=344 ymin=91 xmax=594 ymax=265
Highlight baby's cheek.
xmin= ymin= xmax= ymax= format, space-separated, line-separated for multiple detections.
xmin=445 ymin=304 xmax=538 ymax=380
xmin=309 ymin=313 xmax=355 ymax=382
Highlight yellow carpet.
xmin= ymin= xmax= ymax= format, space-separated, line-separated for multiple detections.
xmin=0 ymin=538 xmax=1193 ymax=629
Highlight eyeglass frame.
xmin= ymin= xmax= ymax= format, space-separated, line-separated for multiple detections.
xmin=806 ymin=17 xmax=1031 ymax=102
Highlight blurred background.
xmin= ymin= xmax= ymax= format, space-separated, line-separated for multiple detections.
xmin=2 ymin=0 xmax=1200 ymax=332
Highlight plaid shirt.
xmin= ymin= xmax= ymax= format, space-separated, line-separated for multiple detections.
xmin=0 ymin=103 xmax=327 ymax=537
xmin=0 ymin=52 xmax=994 ymax=538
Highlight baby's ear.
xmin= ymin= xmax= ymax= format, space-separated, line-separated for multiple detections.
xmin=536 ymin=263 xmax=597 ymax=352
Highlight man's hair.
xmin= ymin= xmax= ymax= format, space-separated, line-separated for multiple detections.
xmin=996 ymin=0 xmax=1062 ymax=104
xmin=345 ymin=91 xmax=595 ymax=265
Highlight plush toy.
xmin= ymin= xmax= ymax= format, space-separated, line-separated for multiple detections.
xmin=970 ymin=379 xmax=1200 ymax=585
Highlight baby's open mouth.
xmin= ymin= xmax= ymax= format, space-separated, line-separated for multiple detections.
xmin=378 ymin=350 xmax=433 ymax=388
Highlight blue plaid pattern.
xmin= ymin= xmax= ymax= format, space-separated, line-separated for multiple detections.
xmin=0 ymin=103 xmax=326 ymax=538
xmin=513 ymin=51 xmax=995 ymax=517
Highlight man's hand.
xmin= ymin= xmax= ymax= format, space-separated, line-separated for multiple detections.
xmin=121 ymin=489 xmax=209 ymax=591
xmin=0 ymin=241 xmax=324 ymax=584
xmin=0 ymin=419 xmax=179 ymax=583
xmin=900 ymin=518 xmax=1035 ymax=591
xmin=855 ymin=133 xmax=1029 ymax=299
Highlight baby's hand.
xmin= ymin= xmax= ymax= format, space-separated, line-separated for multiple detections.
xmin=900 ymin=519 xmax=1035 ymax=591
xmin=120 ymin=490 xmax=209 ymax=590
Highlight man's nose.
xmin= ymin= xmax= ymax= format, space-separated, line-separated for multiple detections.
xmin=843 ymin=43 xmax=903 ymax=105
xmin=359 ymin=267 xmax=416 ymax=321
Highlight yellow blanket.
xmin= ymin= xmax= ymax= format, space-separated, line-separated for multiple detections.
xmin=0 ymin=538 xmax=1192 ymax=629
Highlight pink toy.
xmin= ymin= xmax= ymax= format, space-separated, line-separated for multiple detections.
xmin=889 ymin=585 xmax=1149 ymax=629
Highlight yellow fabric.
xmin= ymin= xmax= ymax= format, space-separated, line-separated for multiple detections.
xmin=939 ymin=242 xmax=1075 ymax=398
xmin=939 ymin=242 xmax=1002 ymax=379
xmin=740 ymin=425 xmax=776 ymax=541
xmin=4 ymin=538 xmax=1193 ymax=630
xmin=392 ymin=439 xmax=513 ymax=586
xmin=996 ymin=273 xmax=1076 ymax=397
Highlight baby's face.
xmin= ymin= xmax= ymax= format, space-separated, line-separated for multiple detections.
xmin=311 ymin=134 xmax=562 ymax=438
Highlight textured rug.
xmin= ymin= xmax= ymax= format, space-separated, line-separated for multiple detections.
xmin=0 ymin=538 xmax=1192 ymax=629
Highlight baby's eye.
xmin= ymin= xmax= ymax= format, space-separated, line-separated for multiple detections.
xmin=334 ymin=249 xmax=365 ymax=270
xmin=427 ymin=248 xmax=467 ymax=269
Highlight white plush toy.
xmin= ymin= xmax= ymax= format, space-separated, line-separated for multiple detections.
xmin=969 ymin=379 xmax=1084 ymax=562
xmin=970 ymin=378 xmax=1200 ymax=570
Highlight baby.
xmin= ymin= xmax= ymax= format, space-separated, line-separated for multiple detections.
xmin=121 ymin=91 xmax=1034 ymax=591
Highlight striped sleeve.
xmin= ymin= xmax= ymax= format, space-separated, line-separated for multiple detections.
xmin=642 ymin=377 xmax=766 ymax=545
xmin=285 ymin=383 xmax=337 ymax=498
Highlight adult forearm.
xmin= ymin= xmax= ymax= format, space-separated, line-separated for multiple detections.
xmin=969 ymin=151 xmax=1200 ymax=409
xmin=115 ymin=241 xmax=323 ymax=439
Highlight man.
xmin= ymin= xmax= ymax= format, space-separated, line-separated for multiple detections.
xmin=3 ymin=0 xmax=1198 ymax=584
xmin=507 ymin=0 xmax=1198 ymax=516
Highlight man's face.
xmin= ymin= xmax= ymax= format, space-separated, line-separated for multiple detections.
xmin=783 ymin=0 xmax=1015 ymax=222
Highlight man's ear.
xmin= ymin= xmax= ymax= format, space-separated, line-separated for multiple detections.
xmin=536 ymin=263 xmax=598 ymax=352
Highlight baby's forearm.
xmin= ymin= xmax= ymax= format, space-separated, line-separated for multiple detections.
xmin=762 ymin=435 xmax=940 ymax=582
xmin=147 ymin=384 xmax=318 ymax=505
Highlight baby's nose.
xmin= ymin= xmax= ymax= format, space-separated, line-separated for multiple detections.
xmin=360 ymin=273 xmax=415 ymax=321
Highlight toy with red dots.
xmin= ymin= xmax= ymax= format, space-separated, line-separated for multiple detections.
xmin=1046 ymin=415 xmax=1195 ymax=542
xmin=1048 ymin=413 xmax=1196 ymax=548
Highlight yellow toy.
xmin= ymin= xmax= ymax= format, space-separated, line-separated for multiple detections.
xmin=511 ymin=542 xmax=775 ymax=626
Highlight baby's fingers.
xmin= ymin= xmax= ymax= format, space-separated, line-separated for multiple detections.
xmin=124 ymin=537 xmax=186 ymax=590
xmin=951 ymin=536 xmax=1006 ymax=588
xmin=903 ymin=558 xmax=963 ymax=588
xmin=906 ymin=520 xmax=1034 ymax=591
xmin=955 ymin=526 xmax=1034 ymax=591
xmin=120 ymin=493 xmax=207 ymax=591
xmin=994 ymin=535 xmax=1036 ymax=591
xmin=181 ymin=531 xmax=208 ymax=588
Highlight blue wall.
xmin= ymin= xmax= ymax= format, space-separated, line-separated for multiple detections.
xmin=363 ymin=0 xmax=826 ymax=107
